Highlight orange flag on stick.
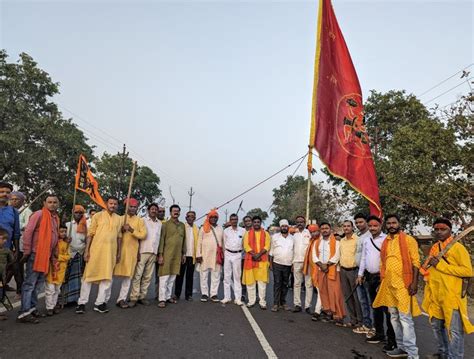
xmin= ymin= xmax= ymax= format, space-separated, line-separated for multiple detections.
xmin=309 ymin=0 xmax=382 ymax=217
xmin=75 ymin=154 xmax=107 ymax=209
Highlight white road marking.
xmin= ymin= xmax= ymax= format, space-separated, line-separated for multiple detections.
xmin=0 ymin=293 xmax=45 ymax=313
xmin=241 ymin=305 xmax=278 ymax=359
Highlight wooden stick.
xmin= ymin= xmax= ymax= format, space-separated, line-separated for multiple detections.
xmin=68 ymin=187 xmax=78 ymax=237
xmin=18 ymin=186 xmax=52 ymax=214
xmin=123 ymin=161 xmax=137 ymax=225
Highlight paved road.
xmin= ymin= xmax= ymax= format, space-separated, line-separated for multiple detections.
xmin=1 ymin=271 xmax=473 ymax=358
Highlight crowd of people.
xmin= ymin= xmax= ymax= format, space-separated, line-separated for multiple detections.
xmin=0 ymin=180 xmax=472 ymax=359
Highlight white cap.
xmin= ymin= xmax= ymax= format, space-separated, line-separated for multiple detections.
xmin=279 ymin=219 xmax=289 ymax=227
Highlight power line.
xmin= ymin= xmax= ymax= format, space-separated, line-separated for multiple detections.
xmin=424 ymin=78 xmax=472 ymax=105
xmin=418 ymin=63 xmax=473 ymax=97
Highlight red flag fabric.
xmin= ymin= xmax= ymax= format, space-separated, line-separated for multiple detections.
xmin=75 ymin=154 xmax=107 ymax=209
xmin=309 ymin=0 xmax=382 ymax=217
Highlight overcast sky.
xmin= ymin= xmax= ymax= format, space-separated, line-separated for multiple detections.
xmin=1 ymin=0 xmax=472 ymax=225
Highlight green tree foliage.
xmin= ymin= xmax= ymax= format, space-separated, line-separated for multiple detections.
xmin=271 ymin=175 xmax=345 ymax=226
xmin=95 ymin=152 xmax=161 ymax=212
xmin=332 ymin=90 xmax=473 ymax=229
xmin=0 ymin=50 xmax=94 ymax=211
xmin=245 ymin=208 xmax=269 ymax=223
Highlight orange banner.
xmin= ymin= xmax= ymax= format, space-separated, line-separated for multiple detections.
xmin=75 ymin=154 xmax=107 ymax=209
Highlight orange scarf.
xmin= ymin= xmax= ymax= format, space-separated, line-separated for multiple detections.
xmin=315 ymin=235 xmax=337 ymax=280
xmin=380 ymin=231 xmax=413 ymax=288
xmin=244 ymin=229 xmax=268 ymax=269
xmin=303 ymin=236 xmax=319 ymax=286
xmin=33 ymin=207 xmax=59 ymax=274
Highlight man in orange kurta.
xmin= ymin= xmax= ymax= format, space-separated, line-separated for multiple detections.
xmin=303 ymin=224 xmax=323 ymax=321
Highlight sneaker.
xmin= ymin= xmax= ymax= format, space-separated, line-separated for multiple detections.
xmin=16 ymin=313 xmax=40 ymax=324
xmin=200 ymin=295 xmax=209 ymax=302
xmin=210 ymin=296 xmax=219 ymax=303
xmin=386 ymin=348 xmax=408 ymax=358
xmin=137 ymin=299 xmax=150 ymax=306
xmin=292 ymin=305 xmax=302 ymax=313
xmin=75 ymin=304 xmax=85 ymax=314
xmin=366 ymin=328 xmax=377 ymax=339
xmin=221 ymin=299 xmax=231 ymax=304
xmin=365 ymin=334 xmax=384 ymax=344
xmin=94 ymin=303 xmax=109 ymax=313
xmin=234 ymin=300 xmax=243 ymax=306
xmin=382 ymin=343 xmax=397 ymax=353
xmin=353 ymin=325 xmax=370 ymax=334
xmin=271 ymin=305 xmax=279 ymax=312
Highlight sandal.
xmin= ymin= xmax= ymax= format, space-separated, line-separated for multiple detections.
xmin=158 ymin=301 xmax=166 ymax=308
xmin=116 ymin=300 xmax=129 ymax=309
xmin=166 ymin=298 xmax=177 ymax=304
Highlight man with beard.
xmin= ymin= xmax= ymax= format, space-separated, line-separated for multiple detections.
xmin=373 ymin=214 xmax=420 ymax=358
xmin=269 ymin=219 xmax=293 ymax=312
xmin=241 ymin=215 xmax=252 ymax=302
xmin=292 ymin=215 xmax=312 ymax=313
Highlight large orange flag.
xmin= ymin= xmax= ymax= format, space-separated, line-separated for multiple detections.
xmin=75 ymin=154 xmax=107 ymax=209
xmin=308 ymin=0 xmax=382 ymax=217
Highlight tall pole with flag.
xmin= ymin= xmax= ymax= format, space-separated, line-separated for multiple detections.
xmin=307 ymin=0 xmax=382 ymax=218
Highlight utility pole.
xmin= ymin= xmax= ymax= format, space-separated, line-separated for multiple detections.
xmin=169 ymin=186 xmax=176 ymax=204
xmin=118 ymin=144 xmax=128 ymax=198
xmin=224 ymin=209 xmax=228 ymax=222
xmin=188 ymin=186 xmax=195 ymax=212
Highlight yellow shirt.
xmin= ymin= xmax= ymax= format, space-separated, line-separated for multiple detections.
xmin=242 ymin=231 xmax=270 ymax=285
xmin=422 ymin=242 xmax=474 ymax=335
xmin=46 ymin=239 xmax=70 ymax=285
xmin=373 ymin=233 xmax=421 ymax=315
xmin=339 ymin=234 xmax=358 ymax=268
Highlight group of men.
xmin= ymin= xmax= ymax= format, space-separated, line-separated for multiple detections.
xmin=0 ymin=180 xmax=472 ymax=359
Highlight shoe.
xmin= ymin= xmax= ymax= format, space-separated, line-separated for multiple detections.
xmin=94 ymin=303 xmax=109 ymax=313
xmin=382 ymin=343 xmax=397 ymax=353
xmin=116 ymin=300 xmax=129 ymax=309
xmin=247 ymin=302 xmax=255 ymax=308
xmin=46 ymin=309 xmax=54 ymax=317
xmin=221 ymin=299 xmax=231 ymax=304
xmin=31 ymin=310 xmax=46 ymax=318
xmin=305 ymin=307 xmax=311 ymax=314
xmin=16 ymin=314 xmax=40 ymax=324
xmin=366 ymin=328 xmax=376 ymax=338
xmin=386 ymin=348 xmax=408 ymax=358
xmin=271 ymin=305 xmax=279 ymax=312
xmin=259 ymin=304 xmax=267 ymax=310
xmin=185 ymin=296 xmax=193 ymax=301
xmin=75 ymin=304 xmax=85 ymax=314
xmin=366 ymin=334 xmax=384 ymax=344
xmin=311 ymin=313 xmax=321 ymax=322
xmin=128 ymin=300 xmax=137 ymax=308
xmin=292 ymin=305 xmax=302 ymax=313
xmin=282 ymin=304 xmax=291 ymax=311
xmin=210 ymin=296 xmax=219 ymax=303
xmin=201 ymin=295 xmax=209 ymax=302
xmin=234 ymin=300 xmax=243 ymax=306
xmin=353 ymin=325 xmax=370 ymax=334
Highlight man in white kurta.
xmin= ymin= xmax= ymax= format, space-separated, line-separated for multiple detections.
xmin=222 ymin=213 xmax=245 ymax=305
xmin=196 ymin=210 xmax=223 ymax=302
xmin=292 ymin=215 xmax=312 ymax=313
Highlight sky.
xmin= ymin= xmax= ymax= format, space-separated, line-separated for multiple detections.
xmin=1 ymin=0 xmax=473 ymax=225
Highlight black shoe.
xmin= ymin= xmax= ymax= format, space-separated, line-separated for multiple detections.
xmin=75 ymin=304 xmax=85 ymax=314
xmin=210 ymin=295 xmax=219 ymax=303
xmin=292 ymin=305 xmax=302 ymax=313
xmin=201 ymin=295 xmax=209 ymax=302
xmin=31 ymin=310 xmax=46 ymax=318
xmin=311 ymin=313 xmax=320 ymax=321
xmin=305 ymin=307 xmax=311 ymax=314
xmin=382 ymin=343 xmax=397 ymax=353
xmin=366 ymin=334 xmax=385 ymax=344
xmin=94 ymin=303 xmax=109 ymax=313
xmin=185 ymin=296 xmax=193 ymax=301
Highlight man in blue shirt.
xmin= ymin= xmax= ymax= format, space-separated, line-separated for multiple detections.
xmin=0 ymin=182 xmax=20 ymax=252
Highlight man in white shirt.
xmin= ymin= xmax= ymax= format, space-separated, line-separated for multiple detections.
xmin=356 ymin=215 xmax=396 ymax=352
xmin=270 ymin=219 xmax=294 ymax=312
xmin=221 ymin=213 xmax=245 ymax=305
xmin=129 ymin=203 xmax=162 ymax=307
xmin=292 ymin=215 xmax=312 ymax=313
xmin=175 ymin=211 xmax=198 ymax=301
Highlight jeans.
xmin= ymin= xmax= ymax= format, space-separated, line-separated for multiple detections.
xmin=357 ymin=283 xmax=373 ymax=327
xmin=19 ymin=253 xmax=45 ymax=316
xmin=431 ymin=310 xmax=464 ymax=359
xmin=272 ymin=262 xmax=291 ymax=306
xmin=389 ymin=307 xmax=419 ymax=358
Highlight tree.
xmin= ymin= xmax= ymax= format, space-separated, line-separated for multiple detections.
xmin=246 ymin=208 xmax=269 ymax=223
xmin=0 ymin=50 xmax=94 ymax=212
xmin=328 ymin=90 xmax=473 ymax=229
xmin=95 ymin=152 xmax=162 ymax=212
xmin=271 ymin=175 xmax=346 ymax=226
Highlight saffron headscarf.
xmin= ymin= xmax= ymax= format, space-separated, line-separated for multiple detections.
xmin=74 ymin=205 xmax=87 ymax=234
xmin=203 ymin=209 xmax=219 ymax=233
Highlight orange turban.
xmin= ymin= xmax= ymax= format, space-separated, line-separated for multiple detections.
xmin=308 ymin=224 xmax=319 ymax=232
xmin=124 ymin=198 xmax=139 ymax=206
xmin=203 ymin=209 xmax=219 ymax=233
xmin=74 ymin=205 xmax=87 ymax=234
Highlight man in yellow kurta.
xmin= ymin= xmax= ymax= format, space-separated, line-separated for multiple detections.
xmin=114 ymin=198 xmax=146 ymax=308
xmin=243 ymin=216 xmax=270 ymax=309
xmin=422 ymin=218 xmax=473 ymax=359
xmin=76 ymin=197 xmax=122 ymax=314
xmin=373 ymin=214 xmax=421 ymax=359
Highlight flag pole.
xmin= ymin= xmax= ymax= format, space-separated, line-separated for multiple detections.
xmin=305 ymin=146 xmax=313 ymax=223
xmin=123 ymin=161 xmax=137 ymax=226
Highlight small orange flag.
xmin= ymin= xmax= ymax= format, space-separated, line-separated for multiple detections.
xmin=75 ymin=154 xmax=107 ymax=209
